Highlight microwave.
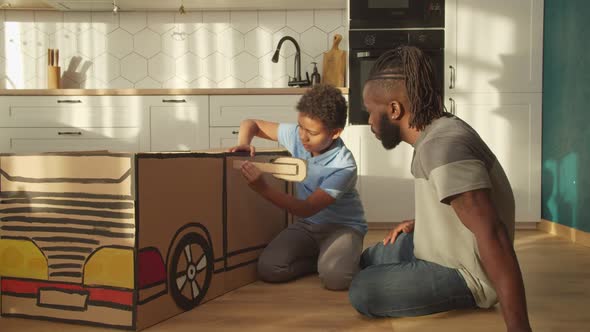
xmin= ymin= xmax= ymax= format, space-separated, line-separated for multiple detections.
xmin=350 ymin=0 xmax=444 ymax=29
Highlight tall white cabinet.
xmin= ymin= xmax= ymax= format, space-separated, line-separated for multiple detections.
xmin=444 ymin=0 xmax=544 ymax=94
xmin=448 ymin=93 xmax=542 ymax=222
xmin=345 ymin=0 xmax=544 ymax=224
xmin=444 ymin=0 xmax=544 ymax=222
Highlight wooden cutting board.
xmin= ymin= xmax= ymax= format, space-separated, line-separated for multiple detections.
xmin=322 ymin=34 xmax=346 ymax=87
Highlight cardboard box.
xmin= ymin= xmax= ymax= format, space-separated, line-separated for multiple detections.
xmin=0 ymin=150 xmax=290 ymax=330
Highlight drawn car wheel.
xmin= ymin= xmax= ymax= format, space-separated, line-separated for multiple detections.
xmin=169 ymin=232 xmax=213 ymax=310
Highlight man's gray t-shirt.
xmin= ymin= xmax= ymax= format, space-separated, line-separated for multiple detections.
xmin=411 ymin=115 xmax=515 ymax=308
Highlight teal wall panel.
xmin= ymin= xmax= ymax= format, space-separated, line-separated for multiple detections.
xmin=542 ymin=0 xmax=590 ymax=232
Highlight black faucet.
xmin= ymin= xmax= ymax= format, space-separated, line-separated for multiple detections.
xmin=272 ymin=36 xmax=311 ymax=87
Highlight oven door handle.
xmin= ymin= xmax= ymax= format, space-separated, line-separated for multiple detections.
xmin=355 ymin=51 xmax=374 ymax=58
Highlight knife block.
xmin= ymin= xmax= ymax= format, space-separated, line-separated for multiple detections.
xmin=47 ymin=65 xmax=61 ymax=89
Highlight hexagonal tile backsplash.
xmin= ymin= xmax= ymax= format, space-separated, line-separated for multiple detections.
xmin=0 ymin=9 xmax=347 ymax=89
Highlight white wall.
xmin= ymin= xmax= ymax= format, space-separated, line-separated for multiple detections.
xmin=0 ymin=9 xmax=348 ymax=89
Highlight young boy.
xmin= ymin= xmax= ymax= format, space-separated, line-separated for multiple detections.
xmin=228 ymin=84 xmax=366 ymax=290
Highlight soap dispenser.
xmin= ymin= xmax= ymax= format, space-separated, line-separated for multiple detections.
xmin=310 ymin=62 xmax=321 ymax=86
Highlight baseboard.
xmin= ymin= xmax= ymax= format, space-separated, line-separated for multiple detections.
xmin=368 ymin=220 xmax=590 ymax=248
xmin=367 ymin=222 xmax=398 ymax=230
xmin=515 ymin=221 xmax=539 ymax=229
xmin=367 ymin=221 xmax=539 ymax=231
xmin=538 ymin=219 xmax=590 ymax=248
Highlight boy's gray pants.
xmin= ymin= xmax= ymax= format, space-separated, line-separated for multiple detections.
xmin=257 ymin=220 xmax=364 ymax=290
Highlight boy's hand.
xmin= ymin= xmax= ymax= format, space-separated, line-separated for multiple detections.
xmin=227 ymin=144 xmax=256 ymax=157
xmin=383 ymin=219 xmax=415 ymax=245
xmin=240 ymin=161 xmax=268 ymax=192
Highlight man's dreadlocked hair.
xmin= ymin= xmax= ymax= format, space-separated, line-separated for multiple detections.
xmin=367 ymin=46 xmax=446 ymax=131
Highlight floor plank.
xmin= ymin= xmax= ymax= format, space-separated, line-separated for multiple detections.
xmin=1 ymin=230 xmax=589 ymax=331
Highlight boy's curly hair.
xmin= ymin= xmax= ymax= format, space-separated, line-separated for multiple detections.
xmin=296 ymin=84 xmax=347 ymax=130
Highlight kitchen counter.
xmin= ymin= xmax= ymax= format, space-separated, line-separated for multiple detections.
xmin=0 ymin=88 xmax=348 ymax=96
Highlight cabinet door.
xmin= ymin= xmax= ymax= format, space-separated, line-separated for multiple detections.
xmin=341 ymin=125 xmax=415 ymax=224
xmin=209 ymin=127 xmax=280 ymax=149
xmin=446 ymin=93 xmax=542 ymax=222
xmin=445 ymin=0 xmax=544 ymax=94
xmin=148 ymin=96 xmax=209 ymax=151
xmin=0 ymin=128 xmax=141 ymax=153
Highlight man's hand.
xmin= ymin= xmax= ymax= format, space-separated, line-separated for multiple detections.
xmin=240 ymin=161 xmax=268 ymax=193
xmin=383 ymin=219 xmax=415 ymax=245
xmin=227 ymin=144 xmax=256 ymax=157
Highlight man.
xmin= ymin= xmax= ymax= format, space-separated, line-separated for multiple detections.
xmin=348 ymin=46 xmax=532 ymax=332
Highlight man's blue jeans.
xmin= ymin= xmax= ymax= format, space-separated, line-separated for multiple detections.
xmin=349 ymin=232 xmax=477 ymax=317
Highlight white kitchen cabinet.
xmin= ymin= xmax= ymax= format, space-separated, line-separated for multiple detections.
xmin=446 ymin=93 xmax=542 ymax=222
xmin=341 ymin=125 xmax=415 ymax=223
xmin=209 ymin=95 xmax=299 ymax=149
xmin=147 ymin=96 xmax=209 ymax=151
xmin=209 ymin=127 xmax=281 ymax=149
xmin=445 ymin=0 xmax=544 ymax=94
xmin=0 ymin=96 xmax=149 ymax=153
xmin=209 ymin=95 xmax=300 ymax=127
xmin=0 ymin=96 xmax=141 ymax=127
xmin=0 ymin=127 xmax=141 ymax=153
xmin=440 ymin=0 xmax=543 ymax=223
xmin=342 ymin=93 xmax=541 ymax=224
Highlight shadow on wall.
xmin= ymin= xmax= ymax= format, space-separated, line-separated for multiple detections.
xmin=0 ymin=76 xmax=15 ymax=89
xmin=541 ymin=149 xmax=588 ymax=232
xmin=61 ymin=56 xmax=92 ymax=88
xmin=541 ymin=0 xmax=590 ymax=233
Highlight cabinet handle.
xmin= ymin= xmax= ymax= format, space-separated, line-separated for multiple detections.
xmin=57 ymin=100 xmax=82 ymax=104
xmin=162 ymin=99 xmax=187 ymax=103
xmin=58 ymin=131 xmax=82 ymax=136
xmin=448 ymin=65 xmax=455 ymax=89
xmin=231 ymin=130 xmax=239 ymax=135
xmin=448 ymin=98 xmax=456 ymax=114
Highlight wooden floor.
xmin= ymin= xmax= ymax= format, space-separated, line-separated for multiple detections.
xmin=2 ymin=230 xmax=589 ymax=332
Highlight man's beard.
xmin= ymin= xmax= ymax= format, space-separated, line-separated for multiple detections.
xmin=378 ymin=113 xmax=402 ymax=150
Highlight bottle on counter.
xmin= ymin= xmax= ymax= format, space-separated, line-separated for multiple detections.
xmin=310 ymin=62 xmax=321 ymax=86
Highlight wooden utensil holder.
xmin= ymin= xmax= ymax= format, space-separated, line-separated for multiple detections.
xmin=47 ymin=66 xmax=61 ymax=89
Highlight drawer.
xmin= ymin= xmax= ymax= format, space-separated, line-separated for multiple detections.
xmin=0 ymin=96 xmax=141 ymax=107
xmin=0 ymin=96 xmax=144 ymax=127
xmin=209 ymin=127 xmax=281 ymax=149
xmin=0 ymin=127 xmax=141 ymax=153
xmin=143 ymin=95 xmax=208 ymax=108
xmin=209 ymin=95 xmax=300 ymax=127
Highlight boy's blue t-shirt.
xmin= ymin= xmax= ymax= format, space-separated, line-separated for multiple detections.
xmin=277 ymin=123 xmax=367 ymax=234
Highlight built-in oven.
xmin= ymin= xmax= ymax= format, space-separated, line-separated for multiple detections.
xmin=348 ymin=29 xmax=444 ymax=124
xmin=350 ymin=0 xmax=444 ymax=29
